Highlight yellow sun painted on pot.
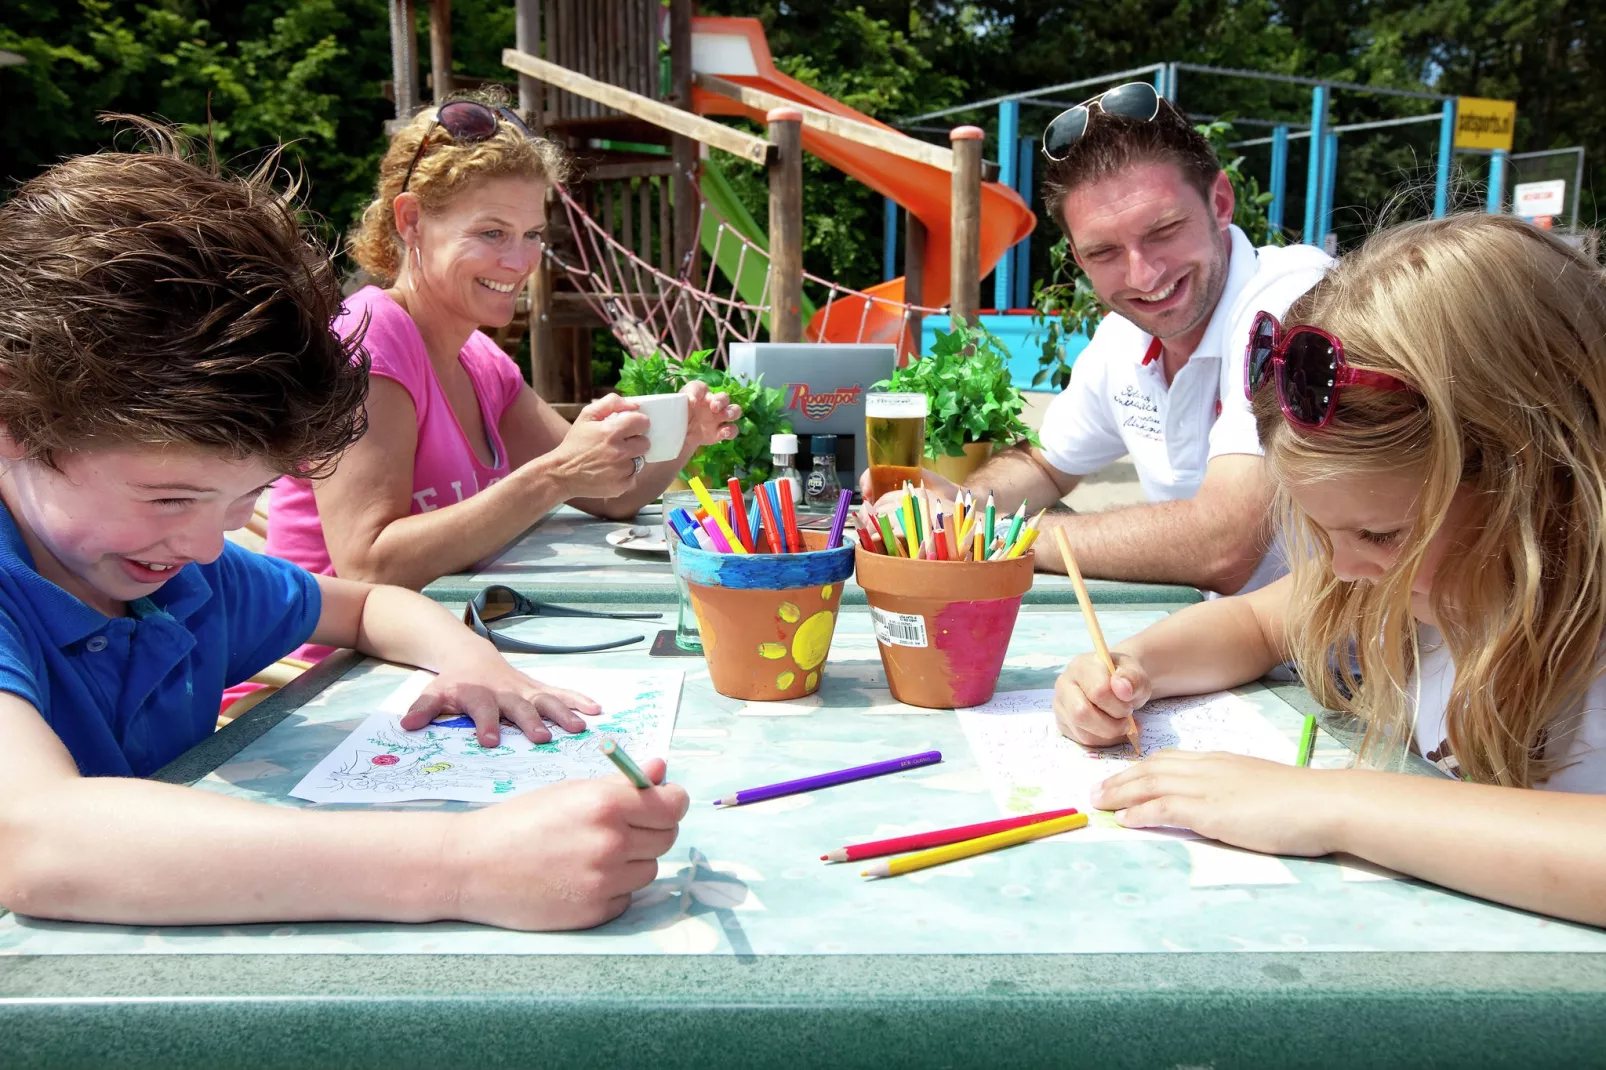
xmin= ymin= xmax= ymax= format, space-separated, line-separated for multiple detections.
xmin=777 ymin=601 xmax=800 ymax=623
xmin=776 ymin=671 xmax=796 ymax=689
xmin=821 ymin=584 xmax=834 ymax=601
xmin=806 ymin=671 xmax=818 ymax=691
xmin=791 ymin=610 xmax=834 ymax=670
xmin=757 ymin=642 xmax=786 ymax=660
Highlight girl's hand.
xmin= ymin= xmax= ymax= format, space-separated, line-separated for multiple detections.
xmin=1091 ymin=751 xmax=1347 ymax=856
xmin=680 ymin=380 xmax=741 ymax=450
xmin=1054 ymin=650 xmax=1151 ymax=747
xmin=449 ymin=757 xmax=690 ymax=930
xmin=399 ymin=652 xmax=602 ymax=748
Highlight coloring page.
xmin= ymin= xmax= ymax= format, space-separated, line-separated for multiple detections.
xmin=956 ymin=689 xmax=1296 ymax=839
xmin=290 ymin=669 xmax=682 ymax=804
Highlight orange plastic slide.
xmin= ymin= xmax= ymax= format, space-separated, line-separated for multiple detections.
xmin=689 ymin=16 xmax=1036 ymax=352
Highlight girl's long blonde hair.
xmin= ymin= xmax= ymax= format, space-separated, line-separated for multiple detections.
xmin=1255 ymin=214 xmax=1606 ymax=787
xmin=349 ymin=88 xmax=570 ymax=286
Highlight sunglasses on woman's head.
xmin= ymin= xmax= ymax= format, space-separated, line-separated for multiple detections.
xmin=400 ymin=101 xmax=535 ymax=194
xmin=1042 ymin=82 xmax=1163 ymax=161
xmin=1244 ymin=311 xmax=1414 ymax=430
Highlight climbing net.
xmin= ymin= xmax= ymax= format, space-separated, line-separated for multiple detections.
xmin=546 ymin=184 xmax=945 ymax=363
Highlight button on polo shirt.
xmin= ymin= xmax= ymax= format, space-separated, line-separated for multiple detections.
xmin=0 ymin=504 xmax=322 ymax=777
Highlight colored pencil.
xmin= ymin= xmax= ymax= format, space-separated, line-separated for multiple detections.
xmin=877 ymin=511 xmax=902 ymax=557
xmin=754 ymin=485 xmax=784 ymax=554
xmin=822 ymin=808 xmax=1082 ymax=863
xmin=1051 ymin=526 xmax=1142 ymax=758
xmin=953 ymin=490 xmax=967 ymax=537
xmin=973 ymin=526 xmax=983 ymax=562
xmin=779 ymin=479 xmax=804 ymax=553
xmin=901 ymin=484 xmax=919 ymax=553
xmin=1297 ymin=714 xmax=1317 ymax=767
xmin=827 ymin=489 xmax=853 ymax=549
xmin=918 ymin=487 xmax=935 ymax=551
xmin=727 ymin=477 xmax=754 ymax=552
xmin=599 ymin=738 xmax=651 ymax=789
xmin=984 ymin=492 xmax=996 ymax=550
xmin=861 ymin=812 xmax=1089 ymax=878
xmin=689 ymin=477 xmax=747 ymax=555
xmin=1002 ymin=501 xmax=1026 ymax=550
xmin=713 ymin=750 xmax=942 ymax=807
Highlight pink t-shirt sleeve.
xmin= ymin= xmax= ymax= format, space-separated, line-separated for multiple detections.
xmin=358 ymin=292 xmax=433 ymax=412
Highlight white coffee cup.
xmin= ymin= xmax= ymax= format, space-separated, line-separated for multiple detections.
xmin=630 ymin=392 xmax=689 ymax=463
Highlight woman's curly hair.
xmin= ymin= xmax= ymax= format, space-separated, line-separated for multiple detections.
xmin=0 ymin=117 xmax=369 ymax=476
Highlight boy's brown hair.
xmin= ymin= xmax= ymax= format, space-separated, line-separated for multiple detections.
xmin=1042 ymin=101 xmax=1222 ymax=238
xmin=0 ymin=119 xmax=369 ymax=475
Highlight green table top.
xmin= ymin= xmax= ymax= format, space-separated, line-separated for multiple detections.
xmin=420 ymin=505 xmax=1204 ymax=607
xmin=5 ymin=606 xmax=1605 ymax=1069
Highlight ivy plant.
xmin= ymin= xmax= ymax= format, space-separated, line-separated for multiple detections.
xmin=617 ymin=348 xmax=792 ymax=487
xmin=872 ymin=322 xmax=1040 ymax=460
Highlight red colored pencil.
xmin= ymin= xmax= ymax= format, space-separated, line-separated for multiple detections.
xmin=727 ymin=477 xmax=754 ymax=552
xmin=754 ymin=485 xmax=784 ymax=554
xmin=778 ymin=480 xmax=804 ymax=553
xmin=820 ymin=808 xmax=1082 ymax=863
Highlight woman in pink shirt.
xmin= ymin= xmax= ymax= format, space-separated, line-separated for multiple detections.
xmin=268 ymin=96 xmax=737 ymax=606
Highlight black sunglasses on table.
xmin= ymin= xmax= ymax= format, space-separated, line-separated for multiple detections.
xmin=1041 ymin=81 xmax=1163 ymax=161
xmin=464 ymin=585 xmax=662 ymax=655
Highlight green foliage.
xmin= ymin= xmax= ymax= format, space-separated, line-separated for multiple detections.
xmin=617 ymin=349 xmax=793 ymax=487
xmin=872 ymin=323 xmax=1040 ymax=459
xmin=1028 ymin=119 xmax=1277 ymax=391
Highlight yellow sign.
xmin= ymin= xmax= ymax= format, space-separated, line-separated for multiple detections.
xmin=1454 ymin=97 xmax=1516 ymax=152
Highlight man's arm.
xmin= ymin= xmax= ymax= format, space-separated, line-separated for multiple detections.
xmin=1034 ymin=453 xmax=1273 ymax=594
xmin=961 ymin=444 xmax=1082 ymax=511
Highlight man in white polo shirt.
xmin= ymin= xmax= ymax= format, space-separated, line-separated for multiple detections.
xmin=902 ymin=84 xmax=1331 ymax=594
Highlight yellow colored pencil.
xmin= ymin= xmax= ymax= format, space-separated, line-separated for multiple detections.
xmin=688 ymin=476 xmax=748 ymax=554
xmin=1004 ymin=509 xmax=1047 ymax=559
xmin=1052 ymin=526 xmax=1142 ymax=757
xmin=953 ymin=491 xmax=967 ymax=537
xmin=901 ymin=484 xmax=919 ymax=559
xmin=861 ymin=812 xmax=1089 ymax=878
xmin=973 ymin=527 xmax=983 ymax=561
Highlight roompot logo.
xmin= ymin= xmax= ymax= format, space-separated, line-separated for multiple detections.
xmin=785 ymin=383 xmax=863 ymax=421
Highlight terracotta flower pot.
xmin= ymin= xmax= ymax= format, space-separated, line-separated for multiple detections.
xmin=676 ymin=531 xmax=856 ymax=701
xmin=922 ymin=441 xmax=994 ymax=484
xmin=855 ymin=546 xmax=1035 ymax=708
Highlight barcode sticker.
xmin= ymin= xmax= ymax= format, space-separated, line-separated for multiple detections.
xmin=871 ymin=607 xmax=928 ymax=648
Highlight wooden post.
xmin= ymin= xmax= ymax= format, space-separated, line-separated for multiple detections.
xmin=903 ymin=211 xmax=927 ymax=363
xmin=668 ymin=0 xmax=698 ymax=348
xmin=428 ymin=0 xmax=452 ymax=102
xmin=949 ymin=125 xmax=984 ymax=328
xmin=530 ymin=212 xmax=559 ymax=397
xmin=767 ymin=108 xmax=805 ymax=344
xmin=514 ymin=0 xmax=540 ymax=125
xmin=388 ymin=0 xmax=421 ymax=120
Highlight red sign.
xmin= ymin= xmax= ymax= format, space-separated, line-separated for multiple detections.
xmin=784 ymin=382 xmax=863 ymax=421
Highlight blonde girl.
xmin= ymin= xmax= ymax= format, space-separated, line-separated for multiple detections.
xmin=1054 ymin=213 xmax=1606 ymax=926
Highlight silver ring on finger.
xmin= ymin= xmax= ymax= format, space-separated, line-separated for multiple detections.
xmin=631 ymin=455 xmax=645 ymax=477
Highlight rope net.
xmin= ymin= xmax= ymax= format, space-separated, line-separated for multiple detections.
xmin=546 ymin=184 xmax=945 ymax=364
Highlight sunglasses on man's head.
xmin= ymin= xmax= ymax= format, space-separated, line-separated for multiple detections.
xmin=1245 ymin=311 xmax=1414 ymax=430
xmin=1042 ymin=82 xmax=1163 ymax=162
xmin=401 ymin=100 xmax=535 ymax=194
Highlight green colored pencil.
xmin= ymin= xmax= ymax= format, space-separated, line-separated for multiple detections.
xmin=600 ymin=737 xmax=651 ymax=788
xmin=1296 ymin=715 xmax=1317 ymax=768
xmin=878 ymin=511 xmax=902 ymax=557
xmin=984 ymin=491 xmax=996 ymax=550
xmin=1002 ymin=501 xmax=1026 ymax=550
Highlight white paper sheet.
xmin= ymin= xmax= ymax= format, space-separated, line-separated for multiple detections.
xmin=956 ymin=689 xmax=1297 ymax=840
xmin=289 ymin=669 xmax=683 ymax=804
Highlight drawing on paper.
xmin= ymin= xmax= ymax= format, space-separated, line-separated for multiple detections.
xmin=956 ymin=689 xmax=1296 ymax=838
xmin=289 ymin=668 xmax=683 ymax=804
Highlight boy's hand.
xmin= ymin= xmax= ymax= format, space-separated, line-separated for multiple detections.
xmin=1092 ymin=751 xmax=1344 ymax=856
xmin=448 ymin=757 xmax=690 ymax=930
xmin=400 ymin=652 xmax=601 ymax=748
xmin=1054 ymin=650 xmax=1151 ymax=747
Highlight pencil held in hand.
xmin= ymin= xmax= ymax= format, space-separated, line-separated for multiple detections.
xmin=1051 ymin=525 xmax=1143 ymax=758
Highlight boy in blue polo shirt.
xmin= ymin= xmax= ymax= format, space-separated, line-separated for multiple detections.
xmin=0 ymin=125 xmax=685 ymax=931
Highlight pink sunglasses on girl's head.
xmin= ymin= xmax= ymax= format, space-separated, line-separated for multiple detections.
xmin=1244 ymin=310 xmax=1413 ymax=429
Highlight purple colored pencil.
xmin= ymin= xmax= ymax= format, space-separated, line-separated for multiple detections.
xmin=826 ymin=489 xmax=853 ymax=549
xmin=713 ymin=750 xmax=942 ymax=807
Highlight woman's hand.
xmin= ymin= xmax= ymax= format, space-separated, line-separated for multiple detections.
xmin=447 ymin=758 xmax=690 ymax=930
xmin=1054 ymin=650 xmax=1151 ymax=747
xmin=399 ymin=650 xmax=602 ymax=748
xmin=680 ymin=380 xmax=741 ymax=452
xmin=1092 ymin=751 xmax=1349 ymax=856
xmin=539 ymin=394 xmax=651 ymax=499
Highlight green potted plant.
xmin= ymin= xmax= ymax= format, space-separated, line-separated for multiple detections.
xmin=872 ymin=321 xmax=1040 ymax=483
xmin=617 ymin=347 xmax=793 ymax=487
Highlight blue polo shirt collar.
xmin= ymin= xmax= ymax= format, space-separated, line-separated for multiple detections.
xmin=0 ymin=503 xmax=212 ymax=647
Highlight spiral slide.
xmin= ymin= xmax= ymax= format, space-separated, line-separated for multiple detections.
xmin=689 ymin=16 xmax=1035 ymax=351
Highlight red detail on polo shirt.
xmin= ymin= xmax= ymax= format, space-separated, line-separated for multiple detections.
xmin=1142 ymin=337 xmax=1163 ymax=366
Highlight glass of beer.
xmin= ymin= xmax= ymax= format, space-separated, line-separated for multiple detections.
xmin=865 ymin=392 xmax=929 ymax=502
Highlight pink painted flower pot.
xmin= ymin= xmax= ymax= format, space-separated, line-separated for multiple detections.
xmin=854 ymin=546 xmax=1035 ymax=709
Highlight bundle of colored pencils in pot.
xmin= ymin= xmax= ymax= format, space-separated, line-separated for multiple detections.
xmin=667 ymin=477 xmax=855 ymax=555
xmin=853 ymin=482 xmax=1042 ymax=562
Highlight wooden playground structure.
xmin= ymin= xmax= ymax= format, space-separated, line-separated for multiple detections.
xmin=383 ymin=1 xmax=1021 ymax=408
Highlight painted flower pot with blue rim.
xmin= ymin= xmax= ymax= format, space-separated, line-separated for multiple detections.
xmin=675 ymin=531 xmax=856 ymax=701
xmin=855 ymin=546 xmax=1035 ymax=708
